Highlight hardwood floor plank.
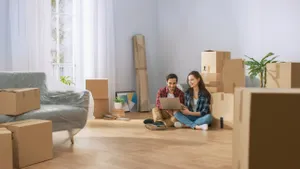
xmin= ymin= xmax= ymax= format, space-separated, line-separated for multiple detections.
xmin=24 ymin=113 xmax=232 ymax=169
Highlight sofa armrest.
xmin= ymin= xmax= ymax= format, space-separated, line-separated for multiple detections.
xmin=41 ymin=90 xmax=91 ymax=109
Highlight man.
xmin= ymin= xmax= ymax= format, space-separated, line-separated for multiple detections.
xmin=144 ymin=73 xmax=185 ymax=130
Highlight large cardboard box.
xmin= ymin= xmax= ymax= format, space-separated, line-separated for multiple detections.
xmin=0 ymin=128 xmax=13 ymax=169
xmin=266 ymin=62 xmax=300 ymax=88
xmin=0 ymin=88 xmax=40 ymax=116
xmin=0 ymin=119 xmax=53 ymax=168
xmin=94 ymin=99 xmax=109 ymax=118
xmin=201 ymin=51 xmax=230 ymax=73
xmin=222 ymin=59 xmax=245 ymax=93
xmin=201 ymin=73 xmax=222 ymax=93
xmin=233 ymin=88 xmax=300 ymax=169
xmin=211 ymin=92 xmax=234 ymax=129
xmin=86 ymin=79 xmax=109 ymax=99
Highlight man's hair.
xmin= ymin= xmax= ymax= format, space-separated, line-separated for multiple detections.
xmin=166 ymin=73 xmax=178 ymax=82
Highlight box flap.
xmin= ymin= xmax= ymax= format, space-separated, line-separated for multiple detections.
xmin=0 ymin=88 xmax=39 ymax=93
xmin=0 ymin=128 xmax=11 ymax=134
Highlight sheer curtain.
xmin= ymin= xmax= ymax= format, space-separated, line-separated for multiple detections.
xmin=8 ymin=0 xmax=52 ymax=75
xmin=73 ymin=0 xmax=116 ymax=111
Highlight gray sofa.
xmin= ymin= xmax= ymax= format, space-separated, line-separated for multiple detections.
xmin=0 ymin=72 xmax=92 ymax=144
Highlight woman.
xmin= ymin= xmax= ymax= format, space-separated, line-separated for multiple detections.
xmin=174 ymin=71 xmax=212 ymax=130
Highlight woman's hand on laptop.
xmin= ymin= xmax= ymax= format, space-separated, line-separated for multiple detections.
xmin=182 ymin=107 xmax=191 ymax=115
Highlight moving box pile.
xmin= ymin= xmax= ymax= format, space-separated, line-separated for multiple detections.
xmin=201 ymin=50 xmax=245 ymax=129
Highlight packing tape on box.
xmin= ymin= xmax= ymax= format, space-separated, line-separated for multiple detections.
xmin=135 ymin=68 xmax=147 ymax=70
xmin=239 ymin=90 xmax=244 ymax=122
xmin=276 ymin=63 xmax=280 ymax=78
xmin=221 ymin=93 xmax=224 ymax=100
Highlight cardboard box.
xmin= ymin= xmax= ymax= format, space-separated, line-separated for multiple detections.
xmin=201 ymin=50 xmax=230 ymax=73
xmin=86 ymin=79 xmax=108 ymax=99
xmin=233 ymin=88 xmax=300 ymax=169
xmin=201 ymin=73 xmax=221 ymax=86
xmin=211 ymin=93 xmax=234 ymax=129
xmin=111 ymin=109 xmax=125 ymax=118
xmin=222 ymin=59 xmax=245 ymax=93
xmin=0 ymin=88 xmax=40 ymax=116
xmin=266 ymin=62 xmax=300 ymax=88
xmin=0 ymin=119 xmax=53 ymax=168
xmin=94 ymin=99 xmax=109 ymax=118
xmin=206 ymin=87 xmax=221 ymax=93
xmin=0 ymin=128 xmax=13 ymax=169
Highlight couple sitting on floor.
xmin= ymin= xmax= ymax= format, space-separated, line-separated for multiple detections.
xmin=143 ymin=71 xmax=212 ymax=131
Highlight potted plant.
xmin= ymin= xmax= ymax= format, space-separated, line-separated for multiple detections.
xmin=244 ymin=52 xmax=279 ymax=88
xmin=114 ymin=97 xmax=124 ymax=109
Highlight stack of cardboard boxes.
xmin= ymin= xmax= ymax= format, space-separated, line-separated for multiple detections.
xmin=232 ymin=62 xmax=300 ymax=168
xmin=0 ymin=88 xmax=53 ymax=169
xmin=201 ymin=50 xmax=245 ymax=129
xmin=86 ymin=79 xmax=109 ymax=118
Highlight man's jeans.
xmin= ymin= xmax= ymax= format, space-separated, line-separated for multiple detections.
xmin=174 ymin=112 xmax=212 ymax=129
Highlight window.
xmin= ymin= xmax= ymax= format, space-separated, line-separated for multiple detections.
xmin=51 ymin=0 xmax=75 ymax=85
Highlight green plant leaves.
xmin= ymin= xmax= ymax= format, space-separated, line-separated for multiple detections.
xmin=114 ymin=97 xmax=125 ymax=103
xmin=60 ymin=76 xmax=74 ymax=86
xmin=244 ymin=52 xmax=279 ymax=86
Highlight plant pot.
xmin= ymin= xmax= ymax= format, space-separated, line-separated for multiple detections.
xmin=114 ymin=102 xmax=123 ymax=109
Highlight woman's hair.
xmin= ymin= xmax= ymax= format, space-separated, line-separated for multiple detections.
xmin=186 ymin=71 xmax=211 ymax=104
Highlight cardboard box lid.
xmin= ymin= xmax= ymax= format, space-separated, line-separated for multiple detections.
xmin=0 ymin=119 xmax=51 ymax=128
xmin=0 ymin=88 xmax=39 ymax=93
xmin=0 ymin=128 xmax=11 ymax=135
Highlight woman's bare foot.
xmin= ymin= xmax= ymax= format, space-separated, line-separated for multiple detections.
xmin=194 ymin=124 xmax=208 ymax=130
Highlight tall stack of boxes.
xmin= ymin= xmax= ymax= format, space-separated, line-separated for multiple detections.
xmin=232 ymin=62 xmax=300 ymax=168
xmin=0 ymin=88 xmax=53 ymax=169
xmin=86 ymin=79 xmax=109 ymax=118
xmin=201 ymin=50 xmax=245 ymax=129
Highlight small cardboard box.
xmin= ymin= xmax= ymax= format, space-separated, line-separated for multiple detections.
xmin=0 ymin=128 xmax=13 ymax=169
xmin=201 ymin=50 xmax=230 ymax=73
xmin=86 ymin=79 xmax=109 ymax=99
xmin=201 ymin=73 xmax=221 ymax=86
xmin=94 ymin=99 xmax=109 ymax=118
xmin=111 ymin=109 xmax=126 ymax=118
xmin=233 ymin=87 xmax=300 ymax=169
xmin=0 ymin=119 xmax=53 ymax=168
xmin=201 ymin=73 xmax=222 ymax=93
xmin=222 ymin=59 xmax=245 ymax=93
xmin=0 ymin=88 xmax=40 ymax=116
xmin=211 ymin=92 xmax=234 ymax=129
xmin=266 ymin=62 xmax=300 ymax=88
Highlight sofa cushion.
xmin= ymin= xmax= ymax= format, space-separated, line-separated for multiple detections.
xmin=177 ymin=83 xmax=189 ymax=92
xmin=0 ymin=115 xmax=17 ymax=124
xmin=15 ymin=105 xmax=88 ymax=125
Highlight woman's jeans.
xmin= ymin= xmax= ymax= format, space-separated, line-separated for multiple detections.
xmin=174 ymin=112 xmax=212 ymax=129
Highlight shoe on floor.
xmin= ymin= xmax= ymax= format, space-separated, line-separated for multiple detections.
xmin=145 ymin=121 xmax=166 ymax=130
xmin=143 ymin=118 xmax=154 ymax=124
xmin=174 ymin=122 xmax=183 ymax=128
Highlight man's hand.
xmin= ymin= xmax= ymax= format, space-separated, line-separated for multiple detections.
xmin=166 ymin=110 xmax=176 ymax=116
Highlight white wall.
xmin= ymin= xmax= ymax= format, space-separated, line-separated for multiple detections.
xmin=233 ymin=0 xmax=300 ymax=61
xmin=0 ymin=0 xmax=10 ymax=70
xmin=114 ymin=0 xmax=158 ymax=103
xmin=157 ymin=0 xmax=300 ymax=89
xmin=157 ymin=0 xmax=239 ymax=85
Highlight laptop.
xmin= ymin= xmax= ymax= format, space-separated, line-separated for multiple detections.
xmin=159 ymin=97 xmax=182 ymax=110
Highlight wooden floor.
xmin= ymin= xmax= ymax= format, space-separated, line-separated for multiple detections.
xmin=25 ymin=113 xmax=233 ymax=169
